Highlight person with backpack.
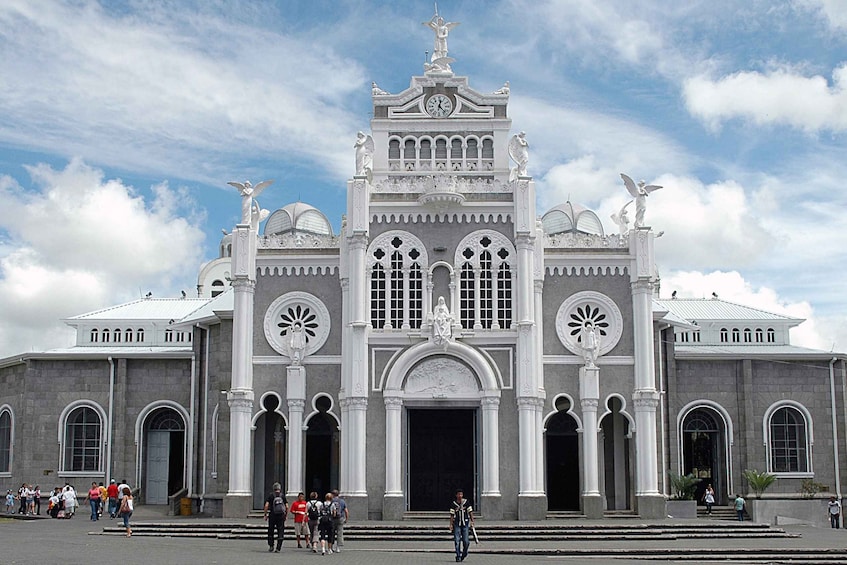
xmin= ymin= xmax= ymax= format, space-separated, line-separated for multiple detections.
xmin=317 ymin=492 xmax=337 ymax=555
xmin=330 ymin=489 xmax=348 ymax=553
xmin=263 ymin=483 xmax=288 ymax=553
xmin=306 ymin=491 xmax=322 ymax=552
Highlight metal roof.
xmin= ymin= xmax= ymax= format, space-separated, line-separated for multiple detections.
xmin=175 ymin=288 xmax=233 ymax=326
xmin=653 ymin=298 xmax=802 ymax=324
xmin=673 ymin=343 xmax=839 ymax=358
xmin=66 ymin=298 xmax=210 ymax=323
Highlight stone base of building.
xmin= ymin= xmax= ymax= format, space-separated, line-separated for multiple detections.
xmin=222 ymin=494 xmax=251 ymax=519
xmin=582 ymin=493 xmax=604 ymax=519
xmin=517 ymin=493 xmax=547 ymax=520
xmin=383 ymin=494 xmax=405 ymax=521
xmin=481 ymin=494 xmax=502 ymax=520
xmin=344 ymin=494 xmax=368 ymax=521
xmin=637 ymin=494 xmax=667 ymax=519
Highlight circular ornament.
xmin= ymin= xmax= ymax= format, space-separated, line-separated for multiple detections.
xmin=555 ymin=291 xmax=623 ymax=357
xmin=425 ymin=94 xmax=453 ymax=118
xmin=263 ymin=291 xmax=330 ymax=358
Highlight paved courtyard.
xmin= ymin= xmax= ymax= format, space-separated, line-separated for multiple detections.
xmin=1 ymin=506 xmax=846 ymax=565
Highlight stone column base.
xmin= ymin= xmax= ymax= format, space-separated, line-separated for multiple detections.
xmin=383 ymin=494 xmax=405 ymax=521
xmin=637 ymin=494 xmax=667 ymax=519
xmin=582 ymin=493 xmax=604 ymax=519
xmin=222 ymin=494 xmax=252 ymax=519
xmin=518 ymin=494 xmax=547 ymax=520
xmin=480 ymin=494 xmax=502 ymax=520
xmin=343 ymin=494 xmax=369 ymax=521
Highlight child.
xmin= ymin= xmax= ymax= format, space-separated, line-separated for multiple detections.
xmin=5 ymin=490 xmax=14 ymax=514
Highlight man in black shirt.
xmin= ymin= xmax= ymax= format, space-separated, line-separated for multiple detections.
xmin=449 ymin=489 xmax=474 ymax=562
xmin=263 ymin=483 xmax=288 ymax=552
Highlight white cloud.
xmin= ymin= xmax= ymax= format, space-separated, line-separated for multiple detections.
xmin=0 ymin=1 xmax=366 ymax=183
xmin=683 ymin=64 xmax=847 ymax=132
xmin=0 ymin=159 xmax=205 ymax=358
xmin=794 ymin=0 xmax=847 ymax=30
xmin=660 ymin=270 xmax=829 ymax=350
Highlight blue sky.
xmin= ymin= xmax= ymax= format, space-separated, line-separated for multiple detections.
xmin=0 ymin=0 xmax=846 ymax=357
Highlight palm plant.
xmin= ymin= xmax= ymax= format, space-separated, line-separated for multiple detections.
xmin=667 ymin=470 xmax=699 ymax=500
xmin=743 ymin=469 xmax=777 ymax=498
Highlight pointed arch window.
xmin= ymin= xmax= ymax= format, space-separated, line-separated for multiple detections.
xmin=368 ymin=232 xmax=428 ymax=330
xmin=455 ymin=231 xmax=515 ymax=330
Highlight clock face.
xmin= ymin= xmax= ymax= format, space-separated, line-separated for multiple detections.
xmin=426 ymin=94 xmax=453 ymax=118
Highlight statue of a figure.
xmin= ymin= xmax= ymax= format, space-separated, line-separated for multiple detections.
xmin=251 ymin=200 xmax=270 ymax=231
xmin=610 ymin=200 xmax=633 ymax=236
xmin=289 ymin=322 xmax=306 ymax=365
xmin=372 ymin=82 xmax=390 ymax=96
xmin=354 ymin=131 xmax=375 ymax=183
xmin=493 ymin=81 xmax=510 ymax=95
xmin=423 ymin=11 xmax=459 ymax=72
xmin=228 ymin=179 xmax=273 ymax=225
xmin=580 ymin=321 xmax=601 ymax=368
xmin=432 ymin=296 xmax=453 ymax=348
xmin=508 ymin=132 xmax=529 ymax=182
xmin=620 ymin=173 xmax=662 ymax=228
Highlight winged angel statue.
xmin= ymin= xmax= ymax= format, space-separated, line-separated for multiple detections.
xmin=620 ymin=173 xmax=662 ymax=228
xmin=228 ymin=180 xmax=273 ymax=226
xmin=354 ymin=131 xmax=374 ymax=183
xmin=508 ymin=132 xmax=529 ymax=182
xmin=423 ymin=10 xmax=459 ymax=72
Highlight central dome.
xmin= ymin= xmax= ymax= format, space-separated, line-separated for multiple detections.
xmin=541 ymin=201 xmax=604 ymax=237
xmin=263 ymin=202 xmax=333 ymax=237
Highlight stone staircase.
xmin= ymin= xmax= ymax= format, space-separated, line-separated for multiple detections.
xmin=97 ymin=520 xmax=798 ymax=541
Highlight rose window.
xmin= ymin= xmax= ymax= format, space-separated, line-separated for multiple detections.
xmin=555 ymin=291 xmax=623 ymax=357
xmin=263 ymin=292 xmax=330 ymax=358
xmin=567 ymin=304 xmax=610 ymax=346
xmin=277 ymin=305 xmax=318 ymax=344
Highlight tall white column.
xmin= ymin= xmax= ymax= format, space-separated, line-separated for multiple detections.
xmin=579 ymin=366 xmax=600 ymax=495
xmin=517 ymin=397 xmax=537 ymax=494
xmin=342 ymin=397 xmax=368 ymax=496
xmin=286 ymin=398 xmax=304 ymax=497
xmin=384 ymin=397 xmax=403 ymax=495
xmin=481 ymin=396 xmax=501 ymax=496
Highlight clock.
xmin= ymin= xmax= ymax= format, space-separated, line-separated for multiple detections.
xmin=425 ymin=94 xmax=453 ymax=118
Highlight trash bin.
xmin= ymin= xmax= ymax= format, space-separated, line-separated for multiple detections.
xmin=180 ymin=497 xmax=192 ymax=516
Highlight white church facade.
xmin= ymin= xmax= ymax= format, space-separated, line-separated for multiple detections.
xmin=0 ymin=17 xmax=845 ymax=521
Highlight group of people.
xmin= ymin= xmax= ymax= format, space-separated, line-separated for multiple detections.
xmin=5 ymin=483 xmax=42 ymax=515
xmin=263 ymin=485 xmax=349 ymax=555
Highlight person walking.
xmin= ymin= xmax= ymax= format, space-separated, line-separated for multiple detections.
xmin=86 ymin=482 xmax=101 ymax=521
xmin=828 ymin=496 xmax=841 ymax=529
xmin=97 ymin=482 xmax=107 ymax=517
xmin=331 ymin=489 xmax=348 ymax=553
xmin=106 ymin=479 xmax=119 ymax=518
xmin=317 ymin=492 xmax=336 ymax=555
xmin=703 ymin=484 xmax=715 ymax=515
xmin=62 ymin=485 xmax=77 ymax=518
xmin=263 ymin=482 xmax=288 ymax=553
xmin=289 ymin=492 xmax=309 ymax=548
xmin=306 ymin=491 xmax=322 ymax=552
xmin=734 ymin=493 xmax=746 ymax=522
xmin=33 ymin=485 xmax=41 ymax=515
xmin=450 ymin=489 xmax=474 ymax=562
xmin=118 ymin=487 xmax=133 ymax=536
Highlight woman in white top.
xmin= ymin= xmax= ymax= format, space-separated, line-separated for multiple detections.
xmin=62 ymin=486 xmax=77 ymax=518
xmin=119 ymin=487 xmax=134 ymax=536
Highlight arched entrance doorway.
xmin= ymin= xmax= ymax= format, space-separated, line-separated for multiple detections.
xmin=546 ymin=399 xmax=580 ymax=511
xmin=143 ymin=407 xmax=185 ymax=505
xmin=600 ymin=397 xmax=631 ymax=510
xmin=305 ymin=395 xmax=339 ymax=498
xmin=252 ymin=395 xmax=286 ymax=509
xmin=682 ymin=408 xmax=725 ymax=504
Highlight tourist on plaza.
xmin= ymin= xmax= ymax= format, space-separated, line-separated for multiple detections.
xmin=33 ymin=485 xmax=41 ymax=515
xmin=331 ymin=489 xmax=348 ymax=553
xmin=86 ymin=482 xmax=101 ymax=521
xmin=317 ymin=492 xmax=337 ymax=555
xmin=24 ymin=484 xmax=35 ymax=515
xmin=734 ymin=493 xmax=746 ymax=522
xmin=306 ymin=491 xmax=322 ymax=552
xmin=263 ymin=482 xmax=288 ymax=553
xmin=118 ymin=487 xmax=133 ymax=536
xmin=828 ymin=496 xmax=841 ymax=529
xmin=62 ymin=484 xmax=77 ymax=518
xmin=702 ymin=484 xmax=715 ymax=515
xmin=450 ymin=488 xmax=474 ymax=562
xmin=289 ymin=492 xmax=309 ymax=548
xmin=48 ymin=487 xmax=62 ymax=518
xmin=5 ymin=490 xmax=14 ymax=514
xmin=97 ymin=482 xmax=107 ymax=517
xmin=17 ymin=483 xmax=26 ymax=514
xmin=106 ymin=479 xmax=119 ymax=518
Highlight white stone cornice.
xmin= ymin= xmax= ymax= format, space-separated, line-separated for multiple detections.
xmin=287 ymin=399 xmax=305 ymax=409
xmin=543 ymin=355 xmax=634 ymax=365
xmin=516 ymin=397 xmax=544 ymax=407
xmin=253 ymin=355 xmax=341 ymax=365
xmin=580 ymin=398 xmax=599 ymax=410
xmin=340 ymin=397 xmax=368 ymax=408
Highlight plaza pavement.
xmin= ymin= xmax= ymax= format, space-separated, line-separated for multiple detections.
xmin=1 ymin=505 xmax=846 ymax=565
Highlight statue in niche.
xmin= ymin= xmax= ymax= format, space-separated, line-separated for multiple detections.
xmin=354 ymin=131 xmax=374 ymax=183
xmin=289 ymin=322 xmax=306 ymax=365
xmin=423 ymin=10 xmax=459 ymax=72
xmin=508 ymin=132 xmax=529 ymax=182
xmin=228 ymin=179 xmax=273 ymax=225
xmin=432 ymin=296 xmax=453 ymax=348
xmin=580 ymin=321 xmax=601 ymax=368
xmin=620 ymin=173 xmax=662 ymax=228
xmin=610 ymin=199 xmax=633 ymax=236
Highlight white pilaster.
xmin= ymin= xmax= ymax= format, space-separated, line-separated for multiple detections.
xmin=580 ymin=366 xmax=601 ymax=495
xmin=384 ymin=396 xmax=403 ymax=496
xmin=341 ymin=397 xmax=368 ymax=496
xmin=481 ymin=395 xmax=501 ymax=496
xmin=286 ymin=365 xmax=306 ymax=498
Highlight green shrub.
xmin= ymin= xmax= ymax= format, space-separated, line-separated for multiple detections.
xmin=798 ymin=478 xmax=826 ymax=499
xmin=742 ymin=469 xmax=777 ymax=498
xmin=668 ymin=470 xmax=699 ymax=500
